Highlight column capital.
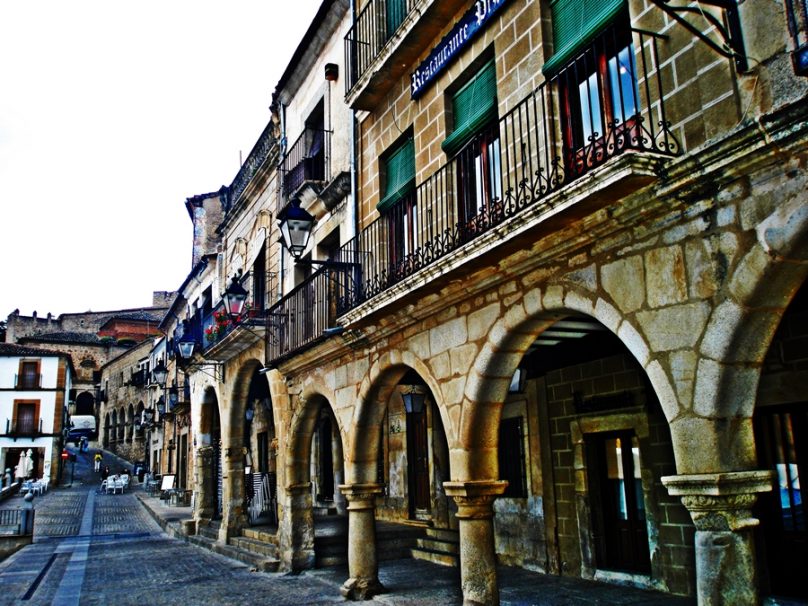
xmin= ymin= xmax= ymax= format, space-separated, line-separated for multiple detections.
xmin=338 ymin=483 xmax=383 ymax=510
xmin=443 ymin=480 xmax=508 ymax=520
xmin=662 ymin=470 xmax=774 ymax=531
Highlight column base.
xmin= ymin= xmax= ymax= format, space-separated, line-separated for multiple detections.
xmin=340 ymin=577 xmax=384 ymax=600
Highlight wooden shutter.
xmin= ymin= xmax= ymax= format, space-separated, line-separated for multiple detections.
xmin=377 ymin=138 xmax=415 ymax=212
xmin=441 ymin=60 xmax=498 ymax=156
xmin=542 ymin=0 xmax=626 ymax=75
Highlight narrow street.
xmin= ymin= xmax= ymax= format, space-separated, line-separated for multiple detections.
xmin=0 ymin=448 xmax=692 ymax=605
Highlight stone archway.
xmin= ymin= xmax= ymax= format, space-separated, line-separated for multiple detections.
xmin=75 ymin=391 xmax=95 ymax=416
xmin=281 ymin=384 xmax=344 ymax=573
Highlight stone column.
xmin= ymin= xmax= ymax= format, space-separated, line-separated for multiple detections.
xmin=194 ymin=446 xmax=214 ymax=522
xmin=444 ymin=480 xmax=508 ymax=606
xmin=278 ymin=483 xmax=315 ymax=572
xmin=662 ymin=471 xmax=774 ymax=606
xmin=221 ymin=447 xmax=248 ymax=541
xmin=339 ymin=483 xmax=384 ymax=600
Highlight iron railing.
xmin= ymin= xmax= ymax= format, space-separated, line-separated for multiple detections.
xmin=3 ymin=418 xmax=43 ymax=437
xmin=229 ymin=120 xmax=276 ymax=211
xmin=345 ymin=0 xmax=417 ymax=94
xmin=0 ymin=508 xmax=33 ymax=536
xmin=268 ymin=28 xmax=679 ymax=363
xmin=281 ymin=127 xmax=332 ymax=201
xmin=267 ymin=264 xmax=356 ymax=361
xmin=14 ymin=374 xmax=42 ymax=390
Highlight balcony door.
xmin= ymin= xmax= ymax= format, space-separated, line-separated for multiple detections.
xmin=755 ymin=404 xmax=808 ymax=599
xmin=14 ymin=401 xmax=38 ymax=435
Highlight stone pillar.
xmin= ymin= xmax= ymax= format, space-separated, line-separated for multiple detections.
xmin=662 ymin=471 xmax=774 ymax=606
xmin=444 ymin=480 xmax=508 ymax=606
xmin=339 ymin=483 xmax=384 ymax=600
xmin=278 ymin=483 xmax=315 ymax=572
xmin=221 ymin=448 xmax=248 ymax=541
xmin=194 ymin=446 xmax=214 ymax=521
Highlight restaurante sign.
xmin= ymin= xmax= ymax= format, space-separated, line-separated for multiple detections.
xmin=410 ymin=0 xmax=511 ymax=99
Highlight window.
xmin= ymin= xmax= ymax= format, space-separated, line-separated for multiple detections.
xmin=17 ymin=360 xmax=40 ymax=389
xmin=253 ymin=244 xmax=266 ymax=312
xmin=498 ymin=417 xmax=527 ymax=497
xmin=442 ymin=60 xmax=502 ymax=228
xmin=379 ymin=137 xmax=417 ymax=271
xmin=545 ymin=2 xmax=641 ymax=175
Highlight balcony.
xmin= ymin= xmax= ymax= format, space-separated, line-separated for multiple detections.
xmin=2 ymin=418 xmax=44 ymax=439
xmin=229 ymin=120 xmax=276 ymax=210
xmin=281 ymin=127 xmax=332 ymax=206
xmin=202 ymin=304 xmax=271 ymax=362
xmin=344 ymin=0 xmax=468 ymax=109
xmin=267 ymin=264 xmax=356 ymax=362
xmin=268 ymin=29 xmax=679 ymax=365
xmin=14 ymin=374 xmax=42 ymax=390
xmin=128 ymin=370 xmax=147 ymax=387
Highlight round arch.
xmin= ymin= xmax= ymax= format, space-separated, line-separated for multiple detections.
xmin=285 ymin=381 xmax=340 ymax=487
xmin=350 ymin=354 xmax=447 ymax=485
xmin=459 ymin=284 xmax=672 ymax=481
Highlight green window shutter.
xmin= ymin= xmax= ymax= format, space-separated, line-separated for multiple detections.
xmin=542 ymin=0 xmax=626 ymax=76
xmin=442 ymin=59 xmax=498 ymax=157
xmin=378 ymin=138 xmax=415 ymax=213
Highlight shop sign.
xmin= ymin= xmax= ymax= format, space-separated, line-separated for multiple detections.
xmin=410 ymin=0 xmax=511 ymax=99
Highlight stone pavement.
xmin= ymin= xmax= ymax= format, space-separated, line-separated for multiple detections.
xmin=0 ymin=446 xmax=699 ymax=605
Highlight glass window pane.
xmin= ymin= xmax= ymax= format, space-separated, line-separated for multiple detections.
xmin=579 ymin=72 xmax=602 ymax=142
xmin=608 ymin=45 xmax=640 ymax=122
xmin=606 ymin=437 xmax=628 ymax=520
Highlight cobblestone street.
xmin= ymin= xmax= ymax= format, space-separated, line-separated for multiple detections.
xmin=0 ymin=448 xmax=694 ymax=605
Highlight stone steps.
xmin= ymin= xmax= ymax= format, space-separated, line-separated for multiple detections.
xmin=411 ymin=527 xmax=459 ymax=567
xmin=230 ymin=535 xmax=279 ymax=559
xmin=314 ymin=521 xmax=425 ymax=568
xmin=241 ymin=527 xmax=279 ymax=545
xmin=187 ymin=533 xmax=279 ymax=572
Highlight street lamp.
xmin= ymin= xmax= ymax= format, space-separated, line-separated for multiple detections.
xmin=177 ymin=320 xmax=197 ymax=360
xmin=222 ymin=276 xmax=249 ymax=318
xmin=153 ymin=360 xmax=168 ymax=386
xmin=277 ymin=199 xmax=315 ymax=259
xmin=401 ymin=386 xmax=426 ymax=414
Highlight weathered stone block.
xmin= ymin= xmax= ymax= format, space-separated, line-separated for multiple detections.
xmin=636 ymin=303 xmax=710 ymax=352
xmin=601 ymin=256 xmax=645 ymax=313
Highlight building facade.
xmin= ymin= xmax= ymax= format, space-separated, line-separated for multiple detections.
xmin=159 ymin=1 xmax=808 ymax=605
xmin=0 ymin=344 xmax=73 ymax=485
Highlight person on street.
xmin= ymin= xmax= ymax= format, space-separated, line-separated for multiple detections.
xmin=94 ymin=451 xmax=103 ymax=472
xmin=101 ymin=465 xmax=110 ymax=480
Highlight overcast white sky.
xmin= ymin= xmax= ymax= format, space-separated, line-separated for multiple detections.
xmin=0 ymin=0 xmax=322 ymax=319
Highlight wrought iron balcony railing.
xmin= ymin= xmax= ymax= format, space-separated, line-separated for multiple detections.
xmin=267 ymin=263 xmax=356 ymax=361
xmin=229 ymin=120 xmax=276 ymax=210
xmin=345 ymin=0 xmax=417 ymax=94
xmin=268 ymin=28 xmax=678 ymax=364
xmin=281 ymin=127 xmax=332 ymax=201
xmin=14 ymin=374 xmax=42 ymax=390
xmin=3 ymin=418 xmax=44 ymax=437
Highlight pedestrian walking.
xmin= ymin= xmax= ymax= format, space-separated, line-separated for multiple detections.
xmin=94 ymin=451 xmax=103 ymax=472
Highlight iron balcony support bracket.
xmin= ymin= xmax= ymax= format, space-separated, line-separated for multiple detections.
xmin=649 ymin=0 xmax=748 ymax=72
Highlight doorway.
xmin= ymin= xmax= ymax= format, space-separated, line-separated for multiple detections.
xmin=587 ymin=431 xmax=650 ymax=573
xmin=407 ymin=408 xmax=430 ymax=518
xmin=755 ymin=405 xmax=807 ymax=599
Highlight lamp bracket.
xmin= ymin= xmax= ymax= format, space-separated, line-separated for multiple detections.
xmin=648 ymin=0 xmax=748 ymax=72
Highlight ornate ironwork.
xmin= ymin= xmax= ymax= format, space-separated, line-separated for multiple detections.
xmin=228 ymin=120 xmax=277 ymax=211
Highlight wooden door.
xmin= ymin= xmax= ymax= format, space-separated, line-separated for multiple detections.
xmin=407 ymin=410 xmax=430 ymax=516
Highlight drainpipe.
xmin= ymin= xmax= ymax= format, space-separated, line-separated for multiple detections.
xmin=350 ymin=0 xmax=359 ymax=246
